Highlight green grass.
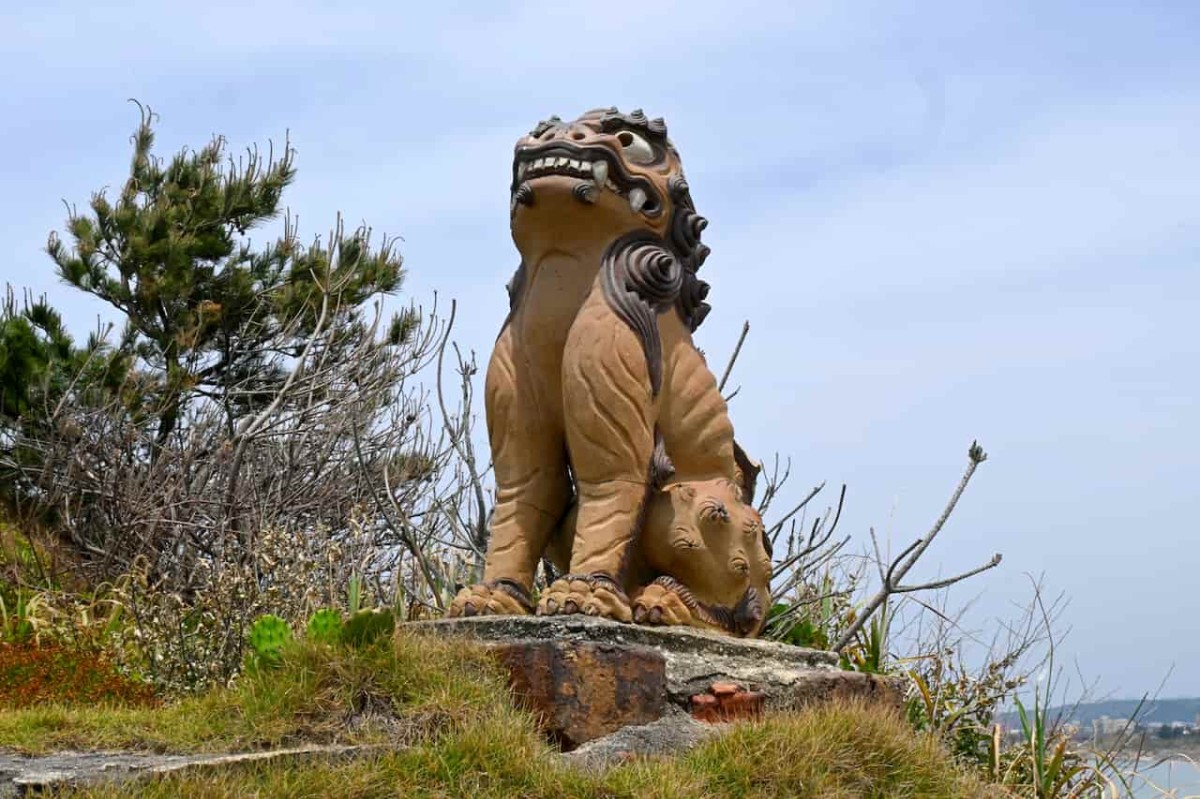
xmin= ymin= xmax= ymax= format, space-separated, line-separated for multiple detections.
xmin=0 ymin=631 xmax=994 ymax=798
xmin=0 ymin=630 xmax=516 ymax=755
xmin=47 ymin=701 xmax=993 ymax=798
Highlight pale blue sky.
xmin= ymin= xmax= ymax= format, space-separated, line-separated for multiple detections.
xmin=2 ymin=1 xmax=1197 ymax=696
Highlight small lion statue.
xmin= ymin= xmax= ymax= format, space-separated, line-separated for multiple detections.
xmin=632 ymin=478 xmax=772 ymax=636
xmin=532 ymin=474 xmax=773 ymax=636
xmin=449 ymin=108 xmax=771 ymax=635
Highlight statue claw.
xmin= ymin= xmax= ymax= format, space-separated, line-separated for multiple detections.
xmin=448 ymin=580 xmax=534 ymax=618
xmin=631 ymin=582 xmax=695 ymax=627
xmin=537 ymin=574 xmax=632 ymax=622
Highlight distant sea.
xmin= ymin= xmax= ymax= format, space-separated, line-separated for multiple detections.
xmin=1130 ymin=759 xmax=1200 ymax=798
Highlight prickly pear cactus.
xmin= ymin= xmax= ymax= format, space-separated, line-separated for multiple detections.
xmin=342 ymin=608 xmax=395 ymax=649
xmin=248 ymin=614 xmax=292 ymax=665
xmin=305 ymin=608 xmax=343 ymax=646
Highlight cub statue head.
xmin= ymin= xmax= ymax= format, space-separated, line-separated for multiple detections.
xmin=636 ymin=478 xmax=773 ymax=637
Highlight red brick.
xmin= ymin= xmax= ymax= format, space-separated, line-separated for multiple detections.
xmin=720 ymin=690 xmax=765 ymax=719
xmin=690 ymin=693 xmax=721 ymax=723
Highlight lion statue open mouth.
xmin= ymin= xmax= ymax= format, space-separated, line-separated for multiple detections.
xmin=449 ymin=108 xmax=771 ymax=637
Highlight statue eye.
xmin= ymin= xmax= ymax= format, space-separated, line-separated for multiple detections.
xmin=616 ymin=130 xmax=656 ymax=164
xmin=671 ymin=526 xmax=701 ymax=549
xmin=699 ymin=498 xmax=729 ymax=524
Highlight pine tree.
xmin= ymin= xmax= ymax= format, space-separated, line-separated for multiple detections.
xmin=0 ymin=289 xmax=130 ymax=510
xmin=46 ymin=103 xmax=406 ymax=452
xmin=0 ymin=289 xmax=128 ymax=424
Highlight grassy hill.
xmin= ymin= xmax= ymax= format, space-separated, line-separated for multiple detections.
xmin=0 ymin=630 xmax=994 ymax=798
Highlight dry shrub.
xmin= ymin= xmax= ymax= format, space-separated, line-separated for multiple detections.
xmin=4 ymin=287 xmax=490 ymax=691
xmin=105 ymin=512 xmax=410 ymax=692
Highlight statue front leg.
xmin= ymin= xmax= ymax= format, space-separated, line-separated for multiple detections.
xmin=631 ymin=579 xmax=703 ymax=628
xmin=540 ymin=289 xmax=656 ymax=621
xmin=450 ymin=325 xmax=570 ymax=617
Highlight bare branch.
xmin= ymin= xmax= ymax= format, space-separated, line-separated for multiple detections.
xmin=833 ymin=441 xmax=994 ymax=653
xmin=717 ymin=320 xmax=749 ymax=392
xmin=892 ymin=553 xmax=1003 ymax=594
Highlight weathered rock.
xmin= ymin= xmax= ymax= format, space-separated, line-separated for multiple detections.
xmin=492 ymin=639 xmax=666 ymax=750
xmin=408 ymin=616 xmax=901 ymax=722
xmin=562 ymin=708 xmax=718 ymax=768
xmin=0 ymin=744 xmax=378 ymax=797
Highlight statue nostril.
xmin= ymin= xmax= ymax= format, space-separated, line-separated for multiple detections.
xmin=570 ymin=130 xmax=586 ymax=141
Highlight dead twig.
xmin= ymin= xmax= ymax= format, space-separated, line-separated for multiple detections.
xmin=833 ymin=441 xmax=1000 ymax=652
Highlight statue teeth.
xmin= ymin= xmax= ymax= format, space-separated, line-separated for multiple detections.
xmin=569 ymin=159 xmax=582 ymax=170
xmin=591 ymin=160 xmax=608 ymax=191
xmin=518 ymin=163 xmax=527 ymax=179
xmin=629 ymin=187 xmax=648 ymax=214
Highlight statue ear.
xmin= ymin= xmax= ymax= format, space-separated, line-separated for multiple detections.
xmin=733 ymin=440 xmax=760 ymax=504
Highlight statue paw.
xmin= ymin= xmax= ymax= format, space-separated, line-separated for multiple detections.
xmin=632 ymin=581 xmax=695 ymax=627
xmin=537 ymin=573 xmax=632 ymax=623
xmin=448 ymin=579 xmax=534 ymax=618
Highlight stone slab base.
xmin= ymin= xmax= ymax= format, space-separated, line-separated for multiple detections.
xmin=407 ymin=616 xmax=901 ymax=749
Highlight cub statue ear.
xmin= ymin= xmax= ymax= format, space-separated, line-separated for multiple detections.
xmin=733 ymin=440 xmax=761 ymax=504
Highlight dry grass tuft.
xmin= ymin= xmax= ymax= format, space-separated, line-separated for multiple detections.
xmin=658 ymin=698 xmax=1001 ymax=798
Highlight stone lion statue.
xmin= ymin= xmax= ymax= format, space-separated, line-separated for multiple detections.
xmin=448 ymin=108 xmax=771 ymax=636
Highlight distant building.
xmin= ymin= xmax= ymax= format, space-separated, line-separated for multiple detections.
xmin=1093 ymin=716 xmax=1132 ymax=737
